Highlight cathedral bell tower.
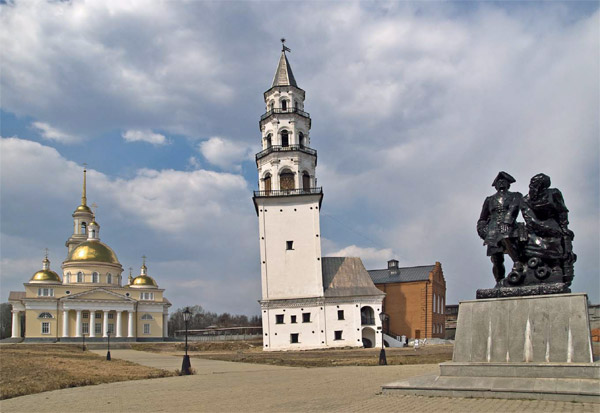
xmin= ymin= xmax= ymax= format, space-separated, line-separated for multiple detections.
xmin=66 ymin=167 xmax=94 ymax=254
xmin=253 ymin=42 xmax=324 ymax=302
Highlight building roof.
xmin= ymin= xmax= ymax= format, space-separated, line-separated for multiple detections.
xmin=8 ymin=291 xmax=25 ymax=301
xmin=321 ymin=257 xmax=385 ymax=297
xmin=368 ymin=264 xmax=435 ymax=284
xmin=272 ymin=51 xmax=298 ymax=87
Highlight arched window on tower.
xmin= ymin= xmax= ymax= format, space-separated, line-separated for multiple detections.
xmin=302 ymin=172 xmax=310 ymax=191
xmin=294 ymin=100 xmax=298 ymax=110
xmin=268 ymin=100 xmax=274 ymax=111
xmin=264 ymin=173 xmax=272 ymax=194
xmin=77 ymin=272 xmax=83 ymax=283
xmin=80 ymin=222 xmax=87 ymax=235
xmin=281 ymin=99 xmax=287 ymax=111
xmin=281 ymin=130 xmax=289 ymax=147
xmin=107 ymin=273 xmax=112 ymax=284
xmin=265 ymin=133 xmax=272 ymax=149
xmin=92 ymin=272 xmax=99 ymax=283
xmin=299 ymin=132 xmax=305 ymax=148
xmin=280 ymin=170 xmax=295 ymax=191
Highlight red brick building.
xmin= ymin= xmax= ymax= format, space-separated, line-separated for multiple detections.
xmin=368 ymin=260 xmax=446 ymax=340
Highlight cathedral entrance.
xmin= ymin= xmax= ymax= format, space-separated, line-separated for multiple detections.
xmin=362 ymin=327 xmax=376 ymax=348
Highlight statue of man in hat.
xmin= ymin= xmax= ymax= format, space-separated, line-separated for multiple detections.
xmin=477 ymin=172 xmax=523 ymax=286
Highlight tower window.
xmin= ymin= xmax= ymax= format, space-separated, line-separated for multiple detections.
xmin=291 ymin=315 xmax=297 ymax=323
xmin=299 ymin=132 xmax=305 ymax=147
xmin=77 ymin=272 xmax=83 ymax=283
xmin=107 ymin=273 xmax=112 ymax=284
xmin=286 ymin=241 xmax=294 ymax=250
xmin=337 ymin=310 xmax=345 ymax=320
xmin=80 ymin=222 xmax=87 ymax=235
xmin=302 ymin=172 xmax=310 ymax=191
xmin=276 ymin=314 xmax=284 ymax=324
xmin=265 ymin=133 xmax=272 ymax=149
xmin=264 ymin=174 xmax=272 ymax=193
xmin=280 ymin=171 xmax=294 ymax=190
xmin=302 ymin=313 xmax=311 ymax=323
xmin=294 ymin=100 xmax=298 ymax=110
xmin=290 ymin=333 xmax=299 ymax=343
xmin=334 ymin=330 xmax=343 ymax=340
xmin=92 ymin=272 xmax=99 ymax=283
xmin=281 ymin=130 xmax=289 ymax=147
xmin=281 ymin=100 xmax=287 ymax=111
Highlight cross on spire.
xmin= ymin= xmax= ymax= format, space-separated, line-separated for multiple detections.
xmin=91 ymin=202 xmax=98 ymax=215
xmin=44 ymin=248 xmax=49 ymax=259
xmin=142 ymin=255 xmax=147 ymax=266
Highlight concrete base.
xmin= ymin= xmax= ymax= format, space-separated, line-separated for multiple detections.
xmin=383 ymin=293 xmax=599 ymax=402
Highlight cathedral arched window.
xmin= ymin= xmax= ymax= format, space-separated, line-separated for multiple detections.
xmin=265 ymin=133 xmax=272 ymax=149
xmin=107 ymin=273 xmax=112 ymax=284
xmin=80 ymin=222 xmax=87 ymax=235
xmin=268 ymin=100 xmax=274 ymax=111
xmin=299 ymin=132 xmax=305 ymax=147
xmin=77 ymin=272 xmax=83 ymax=283
xmin=281 ymin=130 xmax=289 ymax=147
xmin=294 ymin=100 xmax=298 ymax=110
xmin=92 ymin=272 xmax=99 ymax=283
xmin=280 ymin=170 xmax=294 ymax=191
xmin=302 ymin=172 xmax=310 ymax=191
xmin=38 ymin=312 xmax=54 ymax=319
xmin=141 ymin=314 xmax=153 ymax=320
xmin=281 ymin=99 xmax=287 ymax=111
xmin=263 ymin=173 xmax=272 ymax=193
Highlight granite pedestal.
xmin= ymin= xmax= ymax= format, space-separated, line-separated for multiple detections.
xmin=383 ymin=293 xmax=599 ymax=402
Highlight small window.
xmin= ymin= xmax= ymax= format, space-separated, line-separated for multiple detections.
xmin=80 ymin=222 xmax=87 ymax=235
xmin=141 ymin=292 xmax=155 ymax=300
xmin=95 ymin=313 xmax=101 ymax=319
xmin=291 ymin=315 xmax=297 ymax=324
xmin=302 ymin=313 xmax=311 ymax=323
xmin=41 ymin=322 xmax=50 ymax=334
xmin=108 ymin=313 xmax=114 ymax=319
xmin=281 ymin=100 xmax=287 ymax=111
xmin=107 ymin=324 xmax=115 ymax=335
xmin=107 ymin=273 xmax=112 ymax=284
xmin=92 ymin=272 xmax=99 ymax=283
xmin=290 ymin=333 xmax=299 ymax=343
xmin=83 ymin=312 xmax=89 ymax=319
xmin=286 ymin=241 xmax=294 ymax=250
xmin=141 ymin=314 xmax=153 ymax=320
xmin=281 ymin=130 xmax=289 ymax=147
xmin=334 ymin=330 xmax=343 ymax=340
xmin=65 ymin=272 xmax=71 ymax=283
xmin=37 ymin=288 xmax=54 ymax=297
xmin=82 ymin=322 xmax=89 ymax=335
xmin=337 ymin=310 xmax=344 ymax=320
xmin=38 ymin=312 xmax=53 ymax=319
xmin=144 ymin=323 xmax=150 ymax=334
xmin=77 ymin=272 xmax=83 ymax=283
xmin=276 ymin=314 xmax=284 ymax=324
xmin=95 ymin=323 xmax=102 ymax=334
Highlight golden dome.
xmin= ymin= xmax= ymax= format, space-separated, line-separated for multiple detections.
xmin=30 ymin=269 xmax=61 ymax=283
xmin=131 ymin=275 xmax=157 ymax=288
xmin=75 ymin=204 xmax=92 ymax=213
xmin=67 ymin=240 xmax=120 ymax=264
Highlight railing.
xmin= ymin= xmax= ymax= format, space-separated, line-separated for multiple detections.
xmin=255 ymin=144 xmax=317 ymax=161
xmin=260 ymin=107 xmax=310 ymax=121
xmin=253 ymin=187 xmax=322 ymax=198
xmin=361 ymin=317 xmax=376 ymax=326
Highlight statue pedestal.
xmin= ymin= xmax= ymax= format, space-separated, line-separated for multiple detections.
xmin=383 ymin=293 xmax=599 ymax=402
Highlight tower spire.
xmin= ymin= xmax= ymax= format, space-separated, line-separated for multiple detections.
xmin=272 ymin=41 xmax=297 ymax=88
xmin=81 ymin=164 xmax=88 ymax=207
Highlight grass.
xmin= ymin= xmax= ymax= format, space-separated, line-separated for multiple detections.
xmin=133 ymin=340 xmax=454 ymax=368
xmin=0 ymin=344 xmax=175 ymax=400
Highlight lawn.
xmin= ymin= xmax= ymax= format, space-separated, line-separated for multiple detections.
xmin=133 ymin=340 xmax=454 ymax=367
xmin=0 ymin=344 xmax=175 ymax=400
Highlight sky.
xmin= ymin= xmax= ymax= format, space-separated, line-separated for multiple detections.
xmin=1 ymin=1 xmax=598 ymax=316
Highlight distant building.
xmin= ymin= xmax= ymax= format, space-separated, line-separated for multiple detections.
xmin=253 ymin=45 xmax=384 ymax=351
xmin=9 ymin=169 xmax=170 ymax=341
xmin=444 ymin=304 xmax=459 ymax=339
xmin=589 ymin=304 xmax=600 ymax=343
xmin=368 ymin=260 xmax=446 ymax=340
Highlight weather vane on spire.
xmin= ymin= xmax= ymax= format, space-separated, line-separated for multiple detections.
xmin=281 ymin=38 xmax=291 ymax=53
xmin=83 ymin=162 xmax=88 ymax=171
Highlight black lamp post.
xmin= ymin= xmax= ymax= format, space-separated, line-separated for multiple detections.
xmin=82 ymin=332 xmax=87 ymax=351
xmin=181 ymin=308 xmax=191 ymax=375
xmin=106 ymin=332 xmax=111 ymax=361
xmin=378 ymin=312 xmax=388 ymax=366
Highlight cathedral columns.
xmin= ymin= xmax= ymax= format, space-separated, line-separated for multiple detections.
xmin=11 ymin=311 xmax=21 ymax=338
xmin=128 ymin=311 xmax=135 ymax=338
xmin=89 ymin=311 xmax=96 ymax=337
xmin=102 ymin=310 xmax=109 ymax=337
xmin=116 ymin=311 xmax=123 ymax=338
xmin=163 ymin=313 xmax=168 ymax=338
xmin=75 ymin=310 xmax=82 ymax=337
xmin=62 ymin=310 xmax=69 ymax=337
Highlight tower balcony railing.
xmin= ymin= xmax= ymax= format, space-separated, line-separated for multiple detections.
xmin=253 ymin=187 xmax=322 ymax=198
xmin=260 ymin=107 xmax=310 ymax=121
xmin=255 ymin=144 xmax=317 ymax=162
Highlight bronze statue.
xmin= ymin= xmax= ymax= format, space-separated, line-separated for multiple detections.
xmin=477 ymin=172 xmax=522 ymax=286
xmin=477 ymin=172 xmax=576 ymax=298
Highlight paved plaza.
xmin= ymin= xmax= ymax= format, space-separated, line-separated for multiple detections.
xmin=1 ymin=350 xmax=598 ymax=412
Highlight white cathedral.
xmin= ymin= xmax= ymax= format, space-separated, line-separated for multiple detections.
xmin=253 ymin=45 xmax=385 ymax=351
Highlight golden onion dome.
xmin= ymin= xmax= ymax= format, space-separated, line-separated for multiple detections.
xmin=75 ymin=204 xmax=92 ymax=213
xmin=131 ymin=275 xmax=158 ymax=288
xmin=67 ymin=240 xmax=119 ymax=264
xmin=30 ymin=269 xmax=61 ymax=283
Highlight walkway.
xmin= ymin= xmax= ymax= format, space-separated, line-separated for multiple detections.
xmin=2 ymin=351 xmax=597 ymax=412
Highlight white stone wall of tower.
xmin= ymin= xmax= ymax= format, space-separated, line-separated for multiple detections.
xmin=257 ymin=196 xmax=324 ymax=299
xmin=257 ymin=155 xmax=316 ymax=191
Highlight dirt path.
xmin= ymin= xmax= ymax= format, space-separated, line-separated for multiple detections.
xmin=2 ymin=351 xmax=597 ymax=412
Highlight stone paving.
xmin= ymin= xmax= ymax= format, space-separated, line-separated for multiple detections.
xmin=1 ymin=350 xmax=598 ymax=412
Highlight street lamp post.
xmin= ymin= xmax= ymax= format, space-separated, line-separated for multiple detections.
xmin=106 ymin=332 xmax=111 ymax=361
xmin=181 ymin=308 xmax=191 ymax=375
xmin=82 ymin=333 xmax=86 ymax=351
xmin=378 ymin=312 xmax=388 ymax=366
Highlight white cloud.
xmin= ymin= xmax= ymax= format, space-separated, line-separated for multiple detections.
xmin=122 ymin=129 xmax=168 ymax=145
xmin=31 ymin=122 xmax=79 ymax=143
xmin=199 ymin=136 xmax=254 ymax=171
xmin=326 ymin=244 xmax=395 ymax=270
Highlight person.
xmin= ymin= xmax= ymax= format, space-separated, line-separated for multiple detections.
xmin=520 ymin=173 xmax=576 ymax=285
xmin=477 ymin=172 xmax=523 ymax=286
xmin=414 ymin=339 xmax=419 ymax=351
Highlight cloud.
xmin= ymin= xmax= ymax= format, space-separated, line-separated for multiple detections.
xmin=325 ymin=244 xmax=395 ymax=270
xmin=122 ymin=129 xmax=168 ymax=145
xmin=31 ymin=122 xmax=79 ymax=143
xmin=199 ymin=136 xmax=254 ymax=171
